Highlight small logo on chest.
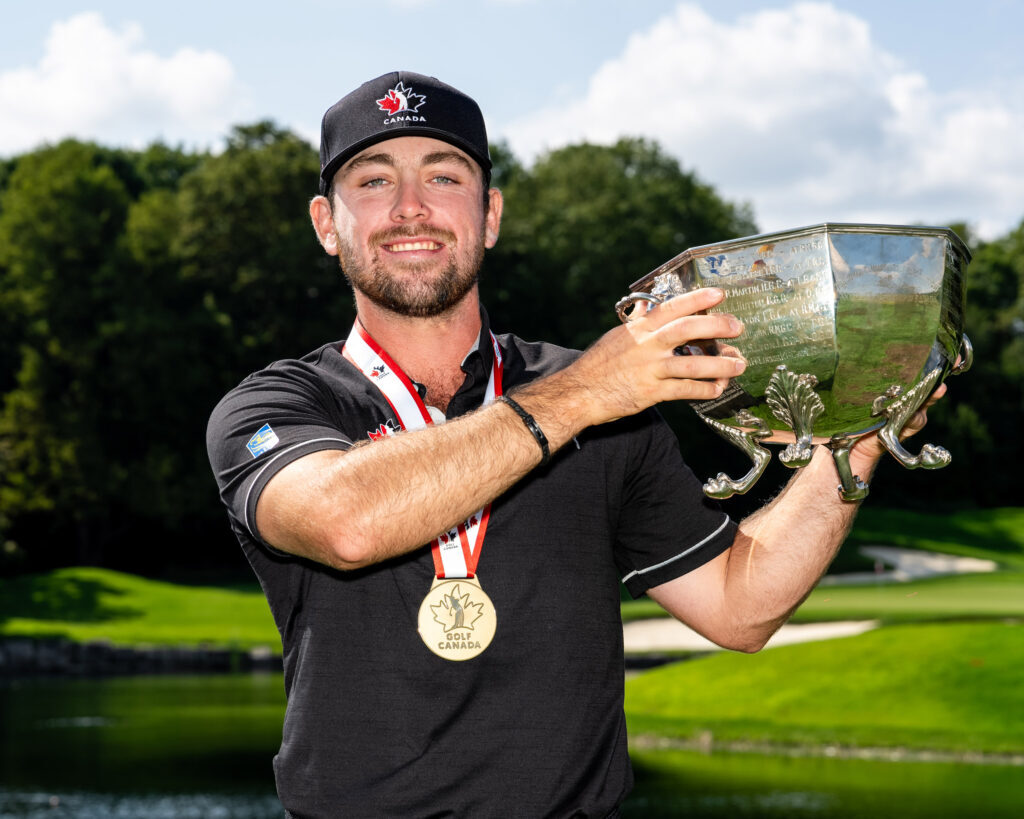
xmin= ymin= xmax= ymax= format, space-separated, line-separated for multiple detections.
xmin=368 ymin=419 xmax=399 ymax=441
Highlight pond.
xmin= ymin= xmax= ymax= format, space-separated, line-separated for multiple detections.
xmin=1 ymin=674 xmax=1020 ymax=818
xmin=625 ymin=747 xmax=1023 ymax=818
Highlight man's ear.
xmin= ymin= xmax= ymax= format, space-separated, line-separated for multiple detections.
xmin=309 ymin=195 xmax=339 ymax=256
xmin=484 ymin=188 xmax=503 ymax=249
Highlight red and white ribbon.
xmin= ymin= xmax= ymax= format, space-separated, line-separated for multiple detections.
xmin=343 ymin=320 xmax=503 ymax=579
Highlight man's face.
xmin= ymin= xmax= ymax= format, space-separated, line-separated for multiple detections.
xmin=323 ymin=136 xmax=501 ymax=318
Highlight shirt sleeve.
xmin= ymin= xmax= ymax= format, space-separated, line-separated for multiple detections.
xmin=614 ymin=411 xmax=738 ymax=598
xmin=206 ymin=360 xmax=353 ymax=548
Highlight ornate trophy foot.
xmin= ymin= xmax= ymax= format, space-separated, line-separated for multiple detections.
xmin=697 ymin=411 xmax=771 ymax=498
xmin=875 ymin=366 xmax=951 ymax=469
xmin=829 ymin=433 xmax=870 ymax=502
xmin=780 ymin=438 xmax=816 ymax=467
xmin=916 ymin=443 xmax=952 ymax=469
xmin=766 ymin=366 xmax=824 ymax=468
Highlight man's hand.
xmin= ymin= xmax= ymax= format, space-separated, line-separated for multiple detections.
xmin=521 ymin=288 xmax=747 ymax=438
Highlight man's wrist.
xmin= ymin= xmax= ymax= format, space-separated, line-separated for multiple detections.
xmin=508 ymin=367 xmax=594 ymax=447
xmin=497 ymin=395 xmax=550 ymax=466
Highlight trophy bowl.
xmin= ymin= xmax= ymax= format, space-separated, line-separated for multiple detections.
xmin=615 ymin=223 xmax=972 ymax=501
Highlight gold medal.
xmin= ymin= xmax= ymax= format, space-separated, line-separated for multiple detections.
xmin=344 ymin=324 xmax=505 ymax=663
xmin=417 ymin=576 xmax=497 ymax=661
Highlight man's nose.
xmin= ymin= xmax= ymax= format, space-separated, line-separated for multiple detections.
xmin=390 ymin=179 xmax=429 ymax=221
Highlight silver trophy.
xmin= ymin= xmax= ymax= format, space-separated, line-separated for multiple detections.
xmin=615 ymin=223 xmax=972 ymax=501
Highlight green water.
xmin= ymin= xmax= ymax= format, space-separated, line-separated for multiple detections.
xmin=0 ymin=674 xmax=283 ymax=818
xmin=1 ymin=674 xmax=1020 ymax=817
xmin=625 ymin=748 xmax=1023 ymax=818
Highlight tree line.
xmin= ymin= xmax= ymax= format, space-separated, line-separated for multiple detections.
xmin=0 ymin=122 xmax=1020 ymax=575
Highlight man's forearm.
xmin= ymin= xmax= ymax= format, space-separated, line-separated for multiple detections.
xmin=724 ymin=446 xmax=877 ymax=644
xmin=647 ymin=442 xmax=882 ymax=653
xmin=257 ymin=357 xmax=649 ymax=570
xmin=255 ymin=395 xmax=564 ymax=570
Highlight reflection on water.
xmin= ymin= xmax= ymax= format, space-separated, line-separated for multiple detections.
xmin=0 ymin=673 xmax=284 ymax=814
xmin=624 ymin=747 xmax=1024 ymax=819
xmin=2 ymin=674 xmax=1021 ymax=818
xmin=0 ymin=790 xmax=282 ymax=819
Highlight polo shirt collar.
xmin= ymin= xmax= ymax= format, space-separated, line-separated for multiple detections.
xmin=446 ymin=307 xmax=495 ymax=418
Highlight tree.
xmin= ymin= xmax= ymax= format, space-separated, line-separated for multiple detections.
xmin=0 ymin=141 xmax=132 ymax=563
xmin=175 ymin=121 xmax=353 ymax=384
xmin=0 ymin=125 xmax=357 ymax=572
xmin=482 ymin=138 xmax=757 ymax=349
xmin=927 ymin=220 xmax=1022 ymax=505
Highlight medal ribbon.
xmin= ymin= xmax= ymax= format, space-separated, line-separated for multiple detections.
xmin=343 ymin=320 xmax=503 ymax=579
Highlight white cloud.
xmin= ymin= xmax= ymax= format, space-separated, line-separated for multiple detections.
xmin=0 ymin=12 xmax=246 ymax=155
xmin=502 ymin=2 xmax=1024 ymax=240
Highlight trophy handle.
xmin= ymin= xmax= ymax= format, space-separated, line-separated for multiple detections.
xmin=696 ymin=410 xmax=772 ymax=498
xmin=615 ymin=292 xmax=664 ymax=324
xmin=951 ymin=333 xmax=973 ymax=375
xmin=875 ymin=365 xmax=951 ymax=469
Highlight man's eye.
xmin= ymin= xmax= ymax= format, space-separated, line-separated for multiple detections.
xmin=432 ymin=175 xmax=456 ymax=184
xmin=363 ymin=177 xmax=388 ymax=188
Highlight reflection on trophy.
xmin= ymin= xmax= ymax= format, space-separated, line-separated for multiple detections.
xmin=615 ymin=223 xmax=972 ymax=501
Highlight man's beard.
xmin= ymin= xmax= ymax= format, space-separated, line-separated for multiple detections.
xmin=335 ymin=224 xmax=485 ymax=318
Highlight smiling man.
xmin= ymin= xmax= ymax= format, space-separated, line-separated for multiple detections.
xmin=206 ymin=71 xmax=939 ymax=818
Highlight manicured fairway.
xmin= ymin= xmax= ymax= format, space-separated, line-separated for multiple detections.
xmin=848 ymin=506 xmax=1024 ymax=570
xmin=793 ymin=571 xmax=1024 ymax=623
xmin=0 ymin=567 xmax=279 ymax=649
xmin=625 ymin=620 xmax=1024 ymax=754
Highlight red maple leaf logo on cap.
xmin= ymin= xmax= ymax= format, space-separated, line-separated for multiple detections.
xmin=378 ymin=90 xmax=403 ymax=115
xmin=376 ymin=82 xmax=426 ymax=116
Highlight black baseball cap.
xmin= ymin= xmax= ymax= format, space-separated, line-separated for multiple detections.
xmin=318 ymin=71 xmax=492 ymax=195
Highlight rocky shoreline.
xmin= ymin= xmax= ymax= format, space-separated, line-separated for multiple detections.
xmin=0 ymin=636 xmax=282 ymax=678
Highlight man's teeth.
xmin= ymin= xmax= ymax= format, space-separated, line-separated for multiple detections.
xmin=387 ymin=241 xmax=440 ymax=252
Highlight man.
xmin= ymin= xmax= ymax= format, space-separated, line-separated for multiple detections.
xmin=207 ymin=71 xmax=939 ymax=817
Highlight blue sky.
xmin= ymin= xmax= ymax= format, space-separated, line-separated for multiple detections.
xmin=3 ymin=1 xmax=1023 ymax=240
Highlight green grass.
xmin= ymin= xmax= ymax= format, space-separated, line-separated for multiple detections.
xmin=0 ymin=567 xmax=280 ymax=649
xmin=625 ymin=621 xmax=1024 ymax=754
xmin=619 ymin=508 xmax=1024 ymax=756
xmin=792 ymin=572 xmax=1024 ymax=623
xmin=848 ymin=506 xmax=1024 ymax=570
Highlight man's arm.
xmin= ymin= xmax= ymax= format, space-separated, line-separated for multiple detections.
xmin=645 ymin=392 xmax=943 ymax=653
xmin=255 ymin=288 xmax=747 ymax=569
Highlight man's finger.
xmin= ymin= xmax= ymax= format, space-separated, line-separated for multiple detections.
xmin=657 ymin=313 xmax=744 ymax=349
xmin=644 ymin=288 xmax=727 ymax=328
xmin=660 ymin=352 xmax=746 ymax=382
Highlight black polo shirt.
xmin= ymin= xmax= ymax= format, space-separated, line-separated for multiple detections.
xmin=206 ymin=312 xmax=736 ymax=818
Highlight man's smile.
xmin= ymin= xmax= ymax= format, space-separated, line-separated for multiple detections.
xmin=383 ymin=240 xmax=443 ymax=253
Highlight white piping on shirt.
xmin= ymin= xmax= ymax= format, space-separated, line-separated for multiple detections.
xmin=620 ymin=514 xmax=732 ymax=584
xmin=242 ymin=437 xmax=350 ymax=538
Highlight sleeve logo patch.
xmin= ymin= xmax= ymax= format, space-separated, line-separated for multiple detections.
xmin=246 ymin=423 xmax=280 ymax=458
